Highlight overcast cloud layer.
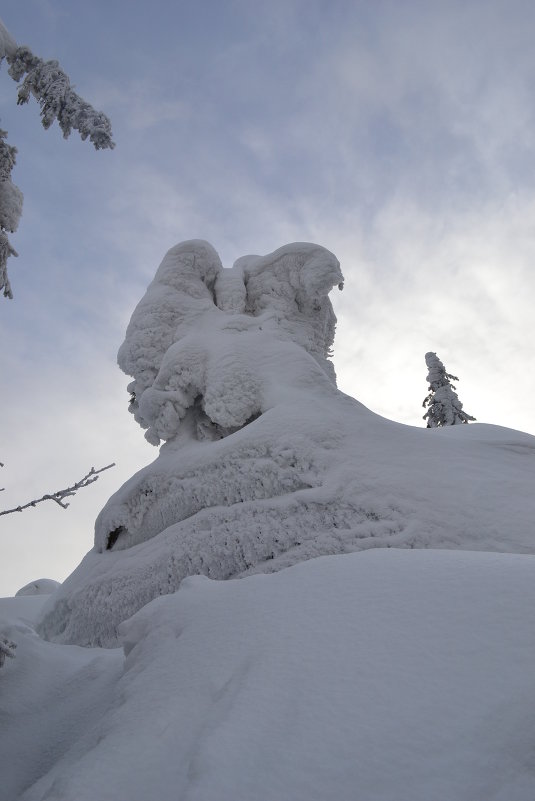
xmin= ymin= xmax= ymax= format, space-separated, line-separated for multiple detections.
xmin=1 ymin=0 xmax=534 ymax=594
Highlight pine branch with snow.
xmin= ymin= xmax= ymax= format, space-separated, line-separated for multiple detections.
xmin=6 ymin=46 xmax=114 ymax=150
xmin=422 ymin=352 xmax=475 ymax=427
xmin=0 ymin=16 xmax=114 ymax=298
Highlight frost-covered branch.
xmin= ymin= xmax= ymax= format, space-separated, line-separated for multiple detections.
xmin=0 ymin=463 xmax=115 ymax=516
xmin=0 ymin=636 xmax=16 ymax=667
xmin=6 ymin=46 xmax=115 ymax=150
xmin=0 ymin=16 xmax=114 ymax=299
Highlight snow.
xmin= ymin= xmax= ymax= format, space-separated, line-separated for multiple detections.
xmin=3 ymin=550 xmax=535 ymax=801
xmin=0 ymin=595 xmax=122 ymax=801
xmin=37 ymin=408 xmax=535 ymax=649
xmin=2 ymin=238 xmax=535 ymax=799
xmin=118 ymin=239 xmax=342 ymax=445
xmin=15 ymin=578 xmax=60 ymax=597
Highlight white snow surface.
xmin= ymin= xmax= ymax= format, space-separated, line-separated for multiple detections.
xmin=36 ymin=240 xmax=535 ymax=648
xmin=15 ymin=578 xmax=60 ymax=597
xmin=3 ymin=550 xmax=535 ymax=801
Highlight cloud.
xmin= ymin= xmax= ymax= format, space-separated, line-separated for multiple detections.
xmin=91 ymin=78 xmax=192 ymax=132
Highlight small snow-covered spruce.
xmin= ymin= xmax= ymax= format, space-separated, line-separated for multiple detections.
xmin=0 ymin=16 xmax=114 ymax=298
xmin=0 ymin=463 xmax=115 ymax=517
xmin=0 ymin=636 xmax=16 ymax=667
xmin=422 ymin=352 xmax=475 ymax=428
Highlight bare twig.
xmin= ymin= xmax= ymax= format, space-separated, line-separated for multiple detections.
xmin=0 ymin=463 xmax=115 ymax=516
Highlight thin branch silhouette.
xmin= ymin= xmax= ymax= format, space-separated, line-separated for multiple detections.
xmin=0 ymin=463 xmax=115 ymax=516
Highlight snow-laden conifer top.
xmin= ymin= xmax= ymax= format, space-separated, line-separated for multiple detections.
xmin=423 ymin=351 xmax=475 ymax=427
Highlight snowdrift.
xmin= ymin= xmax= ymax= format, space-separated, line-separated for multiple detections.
xmin=36 ymin=240 xmax=535 ymax=647
xmin=3 ymin=550 xmax=535 ymax=801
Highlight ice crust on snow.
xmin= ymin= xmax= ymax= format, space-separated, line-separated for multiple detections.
xmin=36 ymin=239 xmax=535 ymax=648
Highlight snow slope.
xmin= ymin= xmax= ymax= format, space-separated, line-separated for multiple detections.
xmin=3 ymin=549 xmax=535 ymax=801
xmin=36 ymin=241 xmax=535 ymax=647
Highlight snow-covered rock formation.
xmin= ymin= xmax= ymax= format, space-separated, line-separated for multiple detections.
xmin=37 ymin=240 xmax=535 ymax=647
xmin=117 ymin=239 xmax=342 ymax=447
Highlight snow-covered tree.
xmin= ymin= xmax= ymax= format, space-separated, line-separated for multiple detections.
xmin=0 ymin=17 xmax=114 ymax=299
xmin=422 ymin=352 xmax=475 ymax=427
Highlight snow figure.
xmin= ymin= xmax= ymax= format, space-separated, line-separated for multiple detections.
xmin=422 ymin=352 xmax=475 ymax=427
xmin=117 ymin=240 xmax=342 ymax=449
xmin=38 ymin=241 xmax=535 ymax=648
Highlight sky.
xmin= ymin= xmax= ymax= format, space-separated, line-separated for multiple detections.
xmin=1 ymin=0 xmax=534 ymax=595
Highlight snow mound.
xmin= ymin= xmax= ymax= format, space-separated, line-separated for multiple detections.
xmin=6 ymin=550 xmax=535 ymax=801
xmin=15 ymin=578 xmax=60 ymax=597
xmin=36 ymin=240 xmax=535 ymax=647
